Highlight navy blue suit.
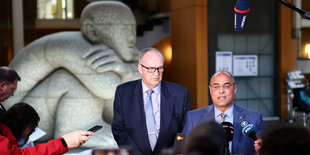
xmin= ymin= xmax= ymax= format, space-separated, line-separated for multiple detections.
xmin=182 ymin=104 xmax=264 ymax=155
xmin=0 ymin=103 xmax=6 ymax=114
xmin=112 ymin=80 xmax=190 ymax=155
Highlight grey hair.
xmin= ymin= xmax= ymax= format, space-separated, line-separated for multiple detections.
xmin=139 ymin=47 xmax=165 ymax=64
xmin=209 ymin=70 xmax=235 ymax=85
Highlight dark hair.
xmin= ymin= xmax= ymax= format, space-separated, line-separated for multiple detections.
xmin=260 ymin=123 xmax=310 ymax=155
xmin=185 ymin=120 xmax=225 ymax=155
xmin=0 ymin=102 xmax=40 ymax=146
xmin=0 ymin=66 xmax=21 ymax=84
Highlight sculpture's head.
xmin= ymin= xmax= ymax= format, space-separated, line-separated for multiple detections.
xmin=81 ymin=1 xmax=138 ymax=62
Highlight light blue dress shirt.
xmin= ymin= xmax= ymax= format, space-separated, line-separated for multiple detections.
xmin=214 ymin=105 xmax=234 ymax=152
xmin=142 ymin=81 xmax=161 ymax=139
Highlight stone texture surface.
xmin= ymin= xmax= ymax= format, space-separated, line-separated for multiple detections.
xmin=4 ymin=1 xmax=140 ymax=148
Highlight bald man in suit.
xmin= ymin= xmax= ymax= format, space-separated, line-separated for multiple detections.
xmin=182 ymin=70 xmax=263 ymax=154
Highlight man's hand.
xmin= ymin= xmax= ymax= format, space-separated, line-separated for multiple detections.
xmin=254 ymin=138 xmax=262 ymax=152
xmin=62 ymin=130 xmax=94 ymax=148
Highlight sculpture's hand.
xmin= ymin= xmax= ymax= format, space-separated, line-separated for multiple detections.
xmin=82 ymin=45 xmax=127 ymax=74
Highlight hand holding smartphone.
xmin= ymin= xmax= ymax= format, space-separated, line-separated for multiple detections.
xmin=88 ymin=125 xmax=102 ymax=133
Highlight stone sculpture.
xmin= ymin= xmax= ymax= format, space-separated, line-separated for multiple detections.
xmin=4 ymin=1 xmax=140 ymax=148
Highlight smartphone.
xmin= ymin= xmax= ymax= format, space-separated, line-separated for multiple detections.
xmin=88 ymin=125 xmax=102 ymax=133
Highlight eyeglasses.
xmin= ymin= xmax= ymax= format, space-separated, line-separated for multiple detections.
xmin=140 ymin=64 xmax=165 ymax=73
xmin=210 ymin=83 xmax=235 ymax=90
xmin=5 ymin=82 xmax=16 ymax=93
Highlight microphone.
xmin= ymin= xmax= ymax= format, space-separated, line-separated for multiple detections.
xmin=275 ymin=0 xmax=310 ymax=20
xmin=242 ymin=123 xmax=257 ymax=141
xmin=220 ymin=122 xmax=234 ymax=155
xmin=234 ymin=0 xmax=250 ymax=32
xmin=173 ymin=133 xmax=186 ymax=154
xmin=220 ymin=122 xmax=234 ymax=142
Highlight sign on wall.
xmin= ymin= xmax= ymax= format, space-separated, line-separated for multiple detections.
xmin=216 ymin=51 xmax=233 ymax=74
xmin=233 ymin=55 xmax=258 ymax=76
xmin=215 ymin=52 xmax=258 ymax=76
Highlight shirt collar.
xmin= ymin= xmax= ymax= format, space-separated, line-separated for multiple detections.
xmin=214 ymin=104 xmax=234 ymax=118
xmin=141 ymin=80 xmax=161 ymax=95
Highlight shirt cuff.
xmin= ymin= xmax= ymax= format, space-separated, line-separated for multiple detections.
xmin=59 ymin=137 xmax=68 ymax=148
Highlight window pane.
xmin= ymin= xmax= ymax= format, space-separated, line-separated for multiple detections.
xmin=37 ymin=0 xmax=74 ymax=19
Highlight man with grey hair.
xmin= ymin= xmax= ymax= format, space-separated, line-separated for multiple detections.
xmin=5 ymin=1 xmax=139 ymax=147
xmin=182 ymin=70 xmax=264 ymax=155
xmin=0 ymin=66 xmax=20 ymax=105
xmin=112 ymin=47 xmax=190 ymax=155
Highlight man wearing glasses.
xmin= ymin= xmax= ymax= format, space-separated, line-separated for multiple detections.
xmin=112 ymin=47 xmax=190 ymax=155
xmin=182 ymin=70 xmax=263 ymax=155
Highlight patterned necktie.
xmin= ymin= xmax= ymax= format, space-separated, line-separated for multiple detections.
xmin=220 ymin=113 xmax=227 ymax=123
xmin=145 ymin=89 xmax=157 ymax=150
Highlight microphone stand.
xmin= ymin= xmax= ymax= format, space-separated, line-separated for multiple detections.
xmin=221 ymin=140 xmax=230 ymax=155
xmin=275 ymin=0 xmax=310 ymax=20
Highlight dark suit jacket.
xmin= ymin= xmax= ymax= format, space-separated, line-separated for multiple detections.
xmin=112 ymin=80 xmax=190 ymax=155
xmin=0 ymin=103 xmax=6 ymax=114
xmin=182 ymin=104 xmax=264 ymax=155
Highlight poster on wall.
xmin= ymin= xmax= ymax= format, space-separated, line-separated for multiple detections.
xmin=216 ymin=51 xmax=233 ymax=74
xmin=233 ymin=55 xmax=258 ymax=76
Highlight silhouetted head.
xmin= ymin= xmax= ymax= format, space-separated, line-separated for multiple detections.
xmin=185 ymin=120 xmax=225 ymax=155
xmin=260 ymin=123 xmax=310 ymax=155
xmin=0 ymin=102 xmax=40 ymax=146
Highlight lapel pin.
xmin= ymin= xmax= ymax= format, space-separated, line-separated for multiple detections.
xmin=241 ymin=121 xmax=248 ymax=127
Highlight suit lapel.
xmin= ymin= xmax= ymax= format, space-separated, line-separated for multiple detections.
xmin=232 ymin=105 xmax=245 ymax=153
xmin=0 ymin=103 xmax=6 ymax=114
xmin=204 ymin=105 xmax=215 ymax=120
xmin=155 ymin=81 xmax=174 ymax=149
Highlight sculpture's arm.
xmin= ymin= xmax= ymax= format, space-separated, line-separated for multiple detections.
xmin=82 ymin=45 xmax=140 ymax=82
xmin=7 ymin=37 xmax=55 ymax=103
xmin=8 ymin=32 xmax=138 ymax=102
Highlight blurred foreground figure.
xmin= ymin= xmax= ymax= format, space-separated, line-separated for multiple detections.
xmin=260 ymin=123 xmax=310 ymax=155
xmin=185 ymin=120 xmax=225 ymax=155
